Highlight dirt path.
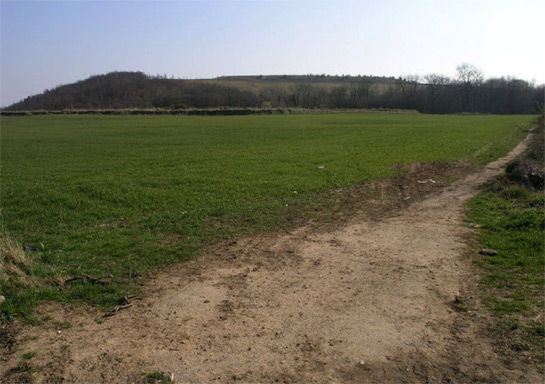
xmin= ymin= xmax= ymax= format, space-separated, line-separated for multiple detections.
xmin=2 ymin=136 xmax=541 ymax=384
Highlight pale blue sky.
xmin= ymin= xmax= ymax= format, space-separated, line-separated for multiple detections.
xmin=1 ymin=0 xmax=543 ymax=107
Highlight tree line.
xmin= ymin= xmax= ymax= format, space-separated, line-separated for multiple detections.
xmin=5 ymin=64 xmax=543 ymax=114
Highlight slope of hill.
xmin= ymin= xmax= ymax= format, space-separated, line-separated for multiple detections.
xmin=4 ymin=72 xmax=396 ymax=112
xmin=4 ymin=72 xmax=261 ymax=111
xmin=3 ymin=71 xmax=542 ymax=114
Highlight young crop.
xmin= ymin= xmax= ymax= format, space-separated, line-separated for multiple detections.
xmin=0 ymin=112 xmax=533 ymax=319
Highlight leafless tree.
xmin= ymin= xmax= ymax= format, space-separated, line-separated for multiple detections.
xmin=424 ymin=74 xmax=450 ymax=113
xmin=456 ymin=63 xmax=484 ymax=112
xmin=348 ymin=77 xmax=374 ymax=108
xmin=398 ymin=75 xmax=421 ymax=110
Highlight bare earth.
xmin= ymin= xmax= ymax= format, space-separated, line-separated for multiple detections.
xmin=2 ymin=136 xmax=542 ymax=383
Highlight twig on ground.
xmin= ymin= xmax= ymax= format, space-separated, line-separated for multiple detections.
xmin=103 ymin=304 xmax=132 ymax=318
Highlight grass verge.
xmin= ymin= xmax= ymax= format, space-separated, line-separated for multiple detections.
xmin=467 ymin=120 xmax=544 ymax=367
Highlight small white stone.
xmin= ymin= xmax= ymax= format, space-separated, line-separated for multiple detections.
xmin=163 ymin=371 xmax=174 ymax=381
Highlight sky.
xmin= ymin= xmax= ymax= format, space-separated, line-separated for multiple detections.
xmin=1 ymin=0 xmax=543 ymax=107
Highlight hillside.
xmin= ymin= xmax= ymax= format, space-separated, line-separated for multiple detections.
xmin=3 ymin=71 xmax=542 ymax=114
xmin=4 ymin=72 xmax=394 ymax=112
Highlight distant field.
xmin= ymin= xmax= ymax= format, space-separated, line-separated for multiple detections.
xmin=206 ymin=74 xmax=396 ymax=91
xmin=204 ymin=78 xmax=392 ymax=94
xmin=0 ymin=113 xmax=532 ymax=318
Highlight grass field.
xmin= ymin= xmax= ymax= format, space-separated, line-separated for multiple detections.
xmin=0 ymin=112 xmax=533 ymax=319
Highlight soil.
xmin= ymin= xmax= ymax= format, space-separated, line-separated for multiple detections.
xmin=1 ymin=135 xmax=542 ymax=384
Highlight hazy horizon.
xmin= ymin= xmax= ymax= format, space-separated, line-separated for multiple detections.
xmin=1 ymin=0 xmax=544 ymax=108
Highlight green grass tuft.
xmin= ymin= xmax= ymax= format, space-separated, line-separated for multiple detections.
xmin=21 ymin=351 xmax=37 ymax=360
xmin=145 ymin=371 xmax=173 ymax=383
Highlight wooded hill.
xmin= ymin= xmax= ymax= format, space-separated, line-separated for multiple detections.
xmin=4 ymin=68 xmax=543 ymax=114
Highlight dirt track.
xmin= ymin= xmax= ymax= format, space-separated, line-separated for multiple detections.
xmin=2 ymin=135 xmax=541 ymax=383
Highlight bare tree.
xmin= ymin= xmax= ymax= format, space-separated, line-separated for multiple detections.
xmin=348 ymin=77 xmax=374 ymax=108
xmin=424 ymin=74 xmax=450 ymax=113
xmin=329 ymin=86 xmax=350 ymax=108
xmin=291 ymin=84 xmax=323 ymax=108
xmin=397 ymin=75 xmax=421 ymax=110
xmin=456 ymin=63 xmax=484 ymax=112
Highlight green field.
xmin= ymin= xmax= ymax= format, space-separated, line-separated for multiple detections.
xmin=0 ymin=113 xmax=533 ymax=319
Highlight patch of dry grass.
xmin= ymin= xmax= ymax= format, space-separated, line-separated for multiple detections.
xmin=0 ymin=224 xmax=33 ymax=288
